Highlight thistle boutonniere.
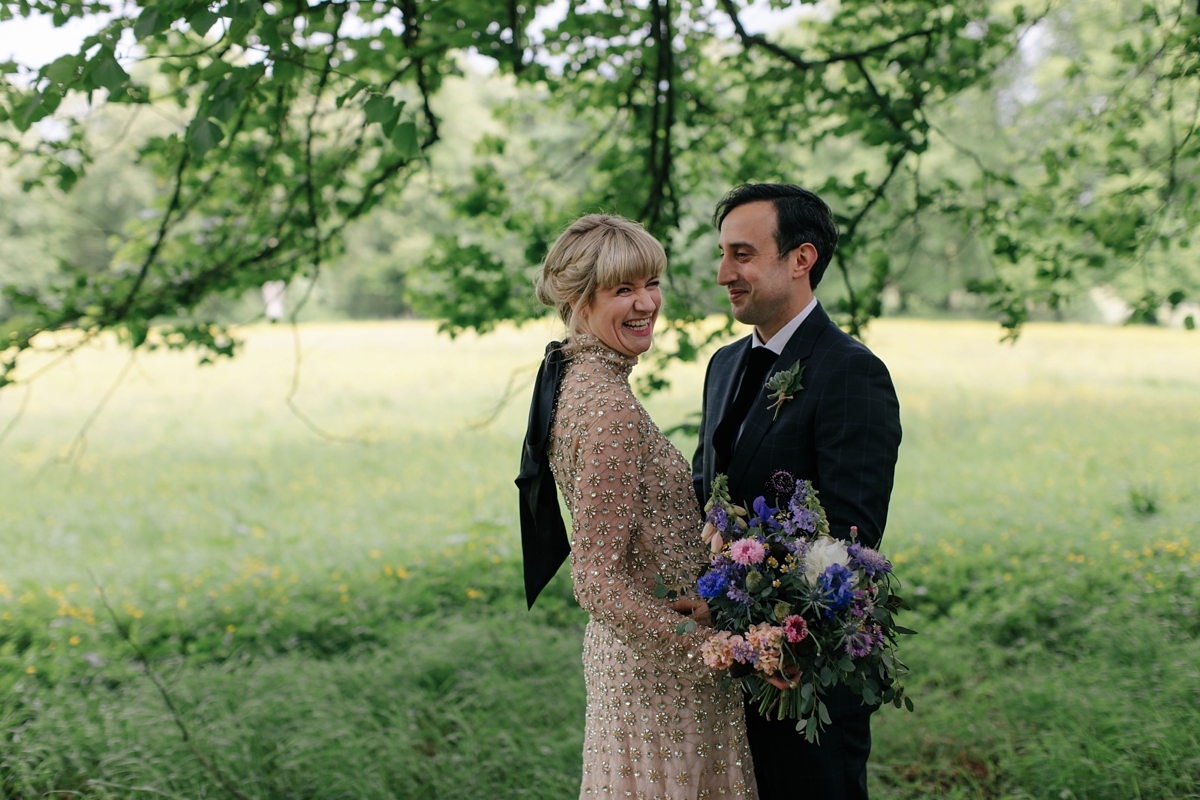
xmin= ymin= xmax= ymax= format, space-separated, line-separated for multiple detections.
xmin=765 ymin=360 xmax=804 ymax=420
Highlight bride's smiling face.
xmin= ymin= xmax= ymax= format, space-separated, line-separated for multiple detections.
xmin=576 ymin=276 xmax=662 ymax=357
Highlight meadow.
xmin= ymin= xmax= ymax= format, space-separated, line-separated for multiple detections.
xmin=0 ymin=319 xmax=1198 ymax=799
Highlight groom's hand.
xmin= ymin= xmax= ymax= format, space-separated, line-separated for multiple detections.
xmin=668 ymin=598 xmax=712 ymax=627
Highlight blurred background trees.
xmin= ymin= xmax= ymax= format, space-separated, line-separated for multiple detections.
xmin=2 ymin=0 xmax=1198 ymax=391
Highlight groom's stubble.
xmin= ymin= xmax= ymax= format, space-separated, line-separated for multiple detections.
xmin=717 ymin=200 xmax=815 ymax=341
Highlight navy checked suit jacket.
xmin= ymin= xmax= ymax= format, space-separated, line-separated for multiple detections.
xmin=692 ymin=303 xmax=901 ymax=550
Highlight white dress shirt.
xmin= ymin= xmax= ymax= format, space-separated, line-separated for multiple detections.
xmin=752 ymin=296 xmax=818 ymax=354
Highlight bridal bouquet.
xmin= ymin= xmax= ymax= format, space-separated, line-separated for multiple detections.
xmin=666 ymin=471 xmax=914 ymax=742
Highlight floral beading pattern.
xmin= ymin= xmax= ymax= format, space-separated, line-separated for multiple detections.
xmin=547 ymin=335 xmax=757 ymax=800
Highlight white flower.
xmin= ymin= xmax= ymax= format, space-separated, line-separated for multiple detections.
xmin=803 ymin=536 xmax=850 ymax=585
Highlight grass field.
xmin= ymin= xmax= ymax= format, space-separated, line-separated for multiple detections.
xmin=1 ymin=319 xmax=1198 ymax=799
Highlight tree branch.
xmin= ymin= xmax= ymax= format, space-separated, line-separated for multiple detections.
xmin=90 ymin=573 xmax=252 ymax=800
xmin=717 ymin=0 xmax=938 ymax=71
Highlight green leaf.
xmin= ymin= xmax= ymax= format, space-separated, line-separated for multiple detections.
xmin=337 ymin=81 xmax=370 ymax=109
xmin=904 ymin=695 xmax=915 ymax=712
xmin=233 ymin=0 xmax=263 ymax=21
xmin=894 ymin=626 xmax=918 ymax=636
xmin=364 ymin=95 xmax=401 ymax=136
xmin=90 ymin=51 xmax=129 ymax=93
xmin=837 ymin=658 xmax=854 ymax=672
xmin=817 ymin=700 xmax=831 ymax=725
xmin=134 ymin=8 xmax=170 ymax=40
xmin=258 ymin=19 xmax=283 ymax=50
xmin=19 ymin=92 xmax=46 ymax=131
xmin=43 ymin=55 xmax=82 ymax=84
xmin=207 ymin=81 xmax=244 ymax=123
xmin=189 ymin=9 xmax=220 ymax=37
xmin=188 ymin=117 xmax=225 ymax=159
xmin=392 ymin=121 xmax=419 ymax=159
xmin=652 ymin=584 xmax=669 ymax=598
xmin=1185 ymin=315 xmax=1195 ymax=331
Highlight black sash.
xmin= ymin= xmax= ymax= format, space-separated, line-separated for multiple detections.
xmin=515 ymin=341 xmax=570 ymax=608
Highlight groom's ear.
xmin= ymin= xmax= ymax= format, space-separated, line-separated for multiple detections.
xmin=791 ymin=243 xmax=818 ymax=281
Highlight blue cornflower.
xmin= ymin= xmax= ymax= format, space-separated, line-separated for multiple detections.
xmin=697 ymin=570 xmax=727 ymax=600
xmin=818 ymin=563 xmax=857 ymax=617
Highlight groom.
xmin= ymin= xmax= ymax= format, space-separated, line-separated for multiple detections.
xmin=691 ymin=183 xmax=902 ymax=799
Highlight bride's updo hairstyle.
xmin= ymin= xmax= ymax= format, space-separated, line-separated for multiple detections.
xmin=535 ymin=214 xmax=666 ymax=343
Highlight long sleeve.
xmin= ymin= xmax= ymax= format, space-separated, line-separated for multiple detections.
xmin=813 ymin=350 xmax=902 ymax=550
xmin=554 ymin=370 xmax=704 ymax=658
xmin=546 ymin=339 xmax=758 ymax=800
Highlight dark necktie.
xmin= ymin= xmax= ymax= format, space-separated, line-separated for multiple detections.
xmin=713 ymin=347 xmax=778 ymax=471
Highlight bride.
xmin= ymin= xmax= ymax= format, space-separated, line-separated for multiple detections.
xmin=517 ymin=214 xmax=758 ymax=799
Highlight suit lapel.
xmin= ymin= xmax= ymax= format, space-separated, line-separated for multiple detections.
xmin=725 ymin=304 xmax=831 ymax=494
xmin=712 ymin=336 xmax=753 ymax=427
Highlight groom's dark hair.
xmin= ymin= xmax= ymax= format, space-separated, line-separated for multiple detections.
xmin=713 ymin=183 xmax=839 ymax=289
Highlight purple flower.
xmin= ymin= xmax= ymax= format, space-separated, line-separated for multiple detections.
xmin=766 ymin=470 xmax=797 ymax=497
xmin=818 ymin=564 xmax=857 ymax=617
xmin=843 ymin=621 xmax=884 ymax=658
xmin=783 ymin=505 xmax=819 ymax=535
xmin=785 ymin=539 xmax=810 ymax=559
xmin=731 ymin=638 xmax=758 ymax=665
xmin=697 ymin=570 xmax=727 ymax=599
xmin=749 ymin=496 xmax=781 ymax=532
xmin=726 ymin=586 xmax=753 ymax=606
xmin=847 ymin=543 xmax=891 ymax=578
xmin=707 ymin=506 xmax=730 ymax=533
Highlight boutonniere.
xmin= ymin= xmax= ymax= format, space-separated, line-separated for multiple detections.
xmin=765 ymin=360 xmax=805 ymax=420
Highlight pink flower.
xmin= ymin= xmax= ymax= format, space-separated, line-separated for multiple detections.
xmin=700 ymin=631 xmax=738 ymax=669
xmin=783 ymin=614 xmax=809 ymax=644
xmin=730 ymin=538 xmax=766 ymax=566
xmin=745 ymin=623 xmax=785 ymax=676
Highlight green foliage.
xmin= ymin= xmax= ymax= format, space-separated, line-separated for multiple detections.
xmin=1 ymin=320 xmax=1198 ymax=798
xmin=0 ymin=0 xmax=532 ymax=387
xmin=2 ymin=0 xmax=1199 ymax=395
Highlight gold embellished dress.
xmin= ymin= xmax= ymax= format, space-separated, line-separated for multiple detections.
xmin=547 ymin=335 xmax=757 ymax=800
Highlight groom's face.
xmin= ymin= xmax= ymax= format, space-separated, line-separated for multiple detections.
xmin=717 ymin=201 xmax=795 ymax=331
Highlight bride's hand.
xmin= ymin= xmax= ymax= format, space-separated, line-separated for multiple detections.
xmin=667 ymin=597 xmax=712 ymax=627
xmin=763 ymin=664 xmax=802 ymax=691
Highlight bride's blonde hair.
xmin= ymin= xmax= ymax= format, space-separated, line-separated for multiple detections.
xmin=535 ymin=214 xmax=667 ymax=341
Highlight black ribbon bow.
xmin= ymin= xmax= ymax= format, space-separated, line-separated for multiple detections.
xmin=515 ymin=341 xmax=571 ymax=609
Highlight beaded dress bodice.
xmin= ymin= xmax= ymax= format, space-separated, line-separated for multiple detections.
xmin=547 ymin=335 xmax=756 ymax=800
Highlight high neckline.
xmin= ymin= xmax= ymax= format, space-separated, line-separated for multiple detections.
xmin=566 ymin=333 xmax=638 ymax=374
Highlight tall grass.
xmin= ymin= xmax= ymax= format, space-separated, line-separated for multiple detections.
xmin=1 ymin=319 xmax=1198 ymax=799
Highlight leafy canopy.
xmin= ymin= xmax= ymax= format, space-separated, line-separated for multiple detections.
xmin=1 ymin=0 xmax=1196 ymax=393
